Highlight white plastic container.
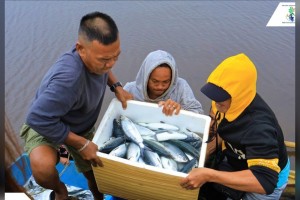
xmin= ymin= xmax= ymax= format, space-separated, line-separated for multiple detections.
xmin=92 ymin=99 xmax=211 ymax=200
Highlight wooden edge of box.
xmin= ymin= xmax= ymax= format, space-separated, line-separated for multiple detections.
xmin=93 ymin=152 xmax=199 ymax=200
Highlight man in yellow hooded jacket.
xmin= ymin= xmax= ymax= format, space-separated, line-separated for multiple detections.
xmin=180 ymin=53 xmax=289 ymax=200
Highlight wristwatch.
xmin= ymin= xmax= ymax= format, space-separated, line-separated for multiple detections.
xmin=110 ymin=81 xmax=123 ymax=92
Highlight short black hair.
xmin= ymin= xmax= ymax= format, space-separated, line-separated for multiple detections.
xmin=79 ymin=11 xmax=119 ymax=45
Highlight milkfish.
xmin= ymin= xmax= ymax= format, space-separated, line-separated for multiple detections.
xmin=141 ymin=134 xmax=156 ymax=141
xmin=101 ymin=115 xmax=202 ymax=174
xmin=109 ymin=143 xmax=127 ymax=158
xmin=161 ymin=142 xmax=189 ymax=163
xmin=126 ymin=142 xmax=141 ymax=162
xmin=155 ymin=131 xmax=188 ymax=142
xmin=120 ymin=115 xmax=145 ymax=153
xmin=143 ymin=149 xmax=163 ymax=168
xmin=168 ymin=139 xmax=200 ymax=158
xmin=183 ymin=128 xmax=203 ymax=142
xmin=189 ymin=140 xmax=202 ymax=150
xmin=161 ymin=156 xmax=178 ymax=171
xmin=98 ymin=136 xmax=125 ymax=153
xmin=175 ymin=129 xmax=202 ymax=149
xmin=180 ymin=158 xmax=198 ymax=173
xmin=134 ymin=123 xmax=157 ymax=137
xmin=138 ymin=122 xmax=179 ymax=131
xmin=138 ymin=156 xmax=146 ymax=164
xmin=112 ymin=117 xmax=126 ymax=138
xmin=177 ymin=155 xmax=198 ymax=172
xmin=143 ymin=138 xmax=173 ymax=158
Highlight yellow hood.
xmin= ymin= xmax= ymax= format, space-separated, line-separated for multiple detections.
xmin=209 ymin=53 xmax=257 ymax=122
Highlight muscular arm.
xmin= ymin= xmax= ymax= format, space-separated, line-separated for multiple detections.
xmin=209 ymin=169 xmax=265 ymax=193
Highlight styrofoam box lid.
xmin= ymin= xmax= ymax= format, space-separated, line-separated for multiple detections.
xmin=92 ymin=98 xmax=211 ymax=200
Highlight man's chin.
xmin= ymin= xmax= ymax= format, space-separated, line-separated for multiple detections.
xmin=155 ymin=92 xmax=164 ymax=96
xmin=94 ymin=68 xmax=111 ymax=75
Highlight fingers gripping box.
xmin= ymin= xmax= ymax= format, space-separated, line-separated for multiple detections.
xmin=92 ymin=99 xmax=211 ymax=200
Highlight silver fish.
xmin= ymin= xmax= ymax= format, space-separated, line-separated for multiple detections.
xmin=141 ymin=134 xmax=156 ymax=141
xmin=185 ymin=152 xmax=194 ymax=161
xmin=143 ymin=139 xmax=173 ymax=158
xmin=181 ymin=129 xmax=203 ymax=142
xmin=138 ymin=122 xmax=179 ymax=131
xmin=180 ymin=158 xmax=197 ymax=173
xmin=99 ymin=136 xmax=125 ymax=153
xmin=143 ymin=149 xmax=163 ymax=168
xmin=161 ymin=142 xmax=189 ymax=163
xmin=135 ymin=124 xmax=157 ymax=136
xmin=109 ymin=143 xmax=127 ymax=158
xmin=112 ymin=117 xmax=126 ymax=137
xmin=120 ymin=115 xmax=145 ymax=151
xmin=138 ymin=156 xmax=146 ymax=164
xmin=155 ymin=131 xmax=188 ymax=142
xmin=161 ymin=156 xmax=178 ymax=171
xmin=126 ymin=142 xmax=141 ymax=162
xmin=168 ymin=140 xmax=200 ymax=158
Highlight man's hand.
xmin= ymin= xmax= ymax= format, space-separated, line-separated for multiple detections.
xmin=64 ymin=131 xmax=103 ymax=167
xmin=107 ymin=70 xmax=133 ymax=109
xmin=158 ymin=99 xmax=181 ymax=116
xmin=79 ymin=140 xmax=103 ymax=167
xmin=180 ymin=168 xmax=212 ymax=190
xmin=115 ymin=87 xmax=133 ymax=109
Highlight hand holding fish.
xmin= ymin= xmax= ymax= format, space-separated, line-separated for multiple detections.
xmin=158 ymin=99 xmax=181 ymax=116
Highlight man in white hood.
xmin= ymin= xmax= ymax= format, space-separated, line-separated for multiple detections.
xmin=124 ymin=50 xmax=204 ymax=115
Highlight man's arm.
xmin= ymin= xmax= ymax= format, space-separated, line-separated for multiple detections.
xmin=181 ymin=168 xmax=265 ymax=194
xmin=107 ymin=70 xmax=133 ymax=109
xmin=64 ymin=131 xmax=103 ymax=167
xmin=107 ymin=70 xmax=119 ymax=87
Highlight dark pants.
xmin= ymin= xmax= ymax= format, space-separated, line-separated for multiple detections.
xmin=199 ymin=154 xmax=245 ymax=200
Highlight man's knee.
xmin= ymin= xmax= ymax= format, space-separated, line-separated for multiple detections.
xmin=29 ymin=145 xmax=59 ymax=183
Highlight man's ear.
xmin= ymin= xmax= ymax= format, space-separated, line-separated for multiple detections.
xmin=76 ymin=41 xmax=85 ymax=58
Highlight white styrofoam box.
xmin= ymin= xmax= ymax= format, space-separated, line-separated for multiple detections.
xmin=92 ymin=98 xmax=211 ymax=200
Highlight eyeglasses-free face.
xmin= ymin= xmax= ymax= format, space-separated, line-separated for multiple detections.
xmin=76 ymin=37 xmax=121 ymax=75
xmin=147 ymin=65 xmax=172 ymax=99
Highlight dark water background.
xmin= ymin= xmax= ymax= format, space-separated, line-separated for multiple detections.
xmin=5 ymin=1 xmax=295 ymax=169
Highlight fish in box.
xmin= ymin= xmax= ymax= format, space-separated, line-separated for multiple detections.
xmin=92 ymin=98 xmax=211 ymax=200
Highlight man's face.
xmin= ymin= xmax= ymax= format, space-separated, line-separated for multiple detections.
xmin=77 ymin=37 xmax=121 ymax=75
xmin=147 ymin=66 xmax=172 ymax=99
xmin=215 ymin=98 xmax=231 ymax=113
